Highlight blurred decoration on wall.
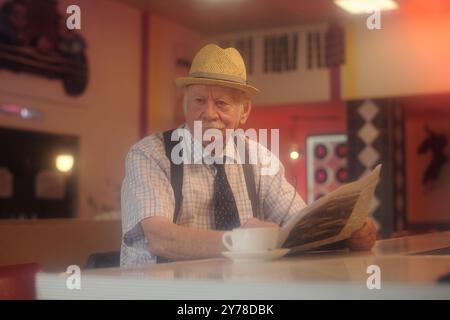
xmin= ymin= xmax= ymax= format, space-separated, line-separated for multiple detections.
xmin=87 ymin=178 xmax=121 ymax=221
xmin=417 ymin=126 xmax=449 ymax=188
xmin=0 ymin=0 xmax=88 ymax=96
xmin=347 ymin=99 xmax=406 ymax=238
xmin=0 ymin=127 xmax=79 ymax=219
xmin=324 ymin=22 xmax=345 ymax=69
xmin=219 ymin=37 xmax=254 ymax=75
xmin=0 ymin=103 xmax=43 ymax=120
xmin=306 ymin=30 xmax=321 ymax=70
xmin=405 ymin=95 xmax=450 ymax=231
xmin=35 ymin=169 xmax=66 ymax=199
xmin=348 ymin=94 xmax=450 ymax=237
xmin=263 ymin=33 xmax=297 ymax=73
xmin=306 ymin=134 xmax=348 ymax=205
xmin=214 ymin=22 xmax=344 ymax=105
xmin=217 ymin=21 xmax=345 ymax=74
xmin=306 ymin=23 xmax=345 ymax=70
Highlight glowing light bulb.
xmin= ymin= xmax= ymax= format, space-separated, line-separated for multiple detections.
xmin=290 ymin=151 xmax=300 ymax=160
xmin=56 ymin=154 xmax=74 ymax=173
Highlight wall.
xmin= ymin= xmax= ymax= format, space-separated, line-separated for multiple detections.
xmin=244 ymin=102 xmax=347 ymax=201
xmin=0 ymin=0 xmax=141 ymax=218
xmin=342 ymin=8 xmax=450 ymax=99
xmin=147 ymin=15 xmax=205 ymax=133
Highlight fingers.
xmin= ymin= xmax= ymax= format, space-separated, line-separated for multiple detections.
xmin=348 ymin=232 xmax=376 ymax=251
xmin=242 ymin=218 xmax=258 ymax=228
xmin=347 ymin=218 xmax=377 ymax=251
xmin=242 ymin=218 xmax=279 ymax=228
xmin=352 ymin=219 xmax=375 ymax=238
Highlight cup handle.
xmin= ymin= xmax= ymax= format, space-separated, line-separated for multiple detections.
xmin=222 ymin=232 xmax=234 ymax=251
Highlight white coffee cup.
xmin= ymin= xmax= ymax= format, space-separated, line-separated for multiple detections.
xmin=222 ymin=227 xmax=280 ymax=252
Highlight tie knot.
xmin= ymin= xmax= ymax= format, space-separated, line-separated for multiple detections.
xmin=213 ymin=162 xmax=225 ymax=173
xmin=213 ymin=157 xmax=227 ymax=169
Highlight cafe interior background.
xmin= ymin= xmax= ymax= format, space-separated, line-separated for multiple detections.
xmin=0 ymin=0 xmax=449 ymax=272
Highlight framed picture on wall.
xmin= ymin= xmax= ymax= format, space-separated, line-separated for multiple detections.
xmin=0 ymin=127 xmax=79 ymax=219
xmin=0 ymin=0 xmax=88 ymax=100
xmin=406 ymin=115 xmax=450 ymax=228
xmin=306 ymin=134 xmax=348 ymax=205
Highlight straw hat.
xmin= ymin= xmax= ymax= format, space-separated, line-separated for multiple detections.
xmin=175 ymin=44 xmax=259 ymax=97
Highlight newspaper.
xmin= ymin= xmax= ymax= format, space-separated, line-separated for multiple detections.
xmin=278 ymin=164 xmax=382 ymax=253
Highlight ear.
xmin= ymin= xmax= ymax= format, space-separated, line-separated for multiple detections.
xmin=239 ymin=99 xmax=252 ymax=126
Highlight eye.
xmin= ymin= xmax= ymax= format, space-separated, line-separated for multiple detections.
xmin=194 ymin=98 xmax=206 ymax=105
xmin=216 ymin=100 xmax=229 ymax=108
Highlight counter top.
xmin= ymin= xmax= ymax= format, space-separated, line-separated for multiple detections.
xmin=36 ymin=231 xmax=450 ymax=299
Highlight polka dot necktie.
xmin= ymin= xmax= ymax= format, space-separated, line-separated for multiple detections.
xmin=213 ymin=162 xmax=241 ymax=230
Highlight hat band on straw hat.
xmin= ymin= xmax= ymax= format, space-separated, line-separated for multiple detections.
xmin=190 ymin=71 xmax=246 ymax=85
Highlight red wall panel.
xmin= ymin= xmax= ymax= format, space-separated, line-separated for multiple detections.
xmin=244 ymin=102 xmax=347 ymax=201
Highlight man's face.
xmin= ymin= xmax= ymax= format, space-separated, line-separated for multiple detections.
xmin=183 ymin=85 xmax=251 ymax=139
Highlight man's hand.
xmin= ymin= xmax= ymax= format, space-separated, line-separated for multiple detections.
xmin=142 ymin=216 xmax=226 ymax=261
xmin=345 ymin=218 xmax=377 ymax=251
xmin=242 ymin=218 xmax=279 ymax=228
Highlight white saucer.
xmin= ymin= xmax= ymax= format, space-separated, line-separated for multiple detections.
xmin=222 ymin=248 xmax=290 ymax=261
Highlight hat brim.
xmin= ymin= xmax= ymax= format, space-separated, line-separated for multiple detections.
xmin=175 ymin=77 xmax=260 ymax=97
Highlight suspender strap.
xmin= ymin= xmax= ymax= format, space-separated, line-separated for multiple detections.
xmin=242 ymin=140 xmax=258 ymax=219
xmin=156 ymin=129 xmax=183 ymax=264
xmin=162 ymin=129 xmax=184 ymax=224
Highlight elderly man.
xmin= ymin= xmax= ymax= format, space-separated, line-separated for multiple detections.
xmin=120 ymin=44 xmax=376 ymax=266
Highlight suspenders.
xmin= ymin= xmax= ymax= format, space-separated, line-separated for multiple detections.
xmin=156 ymin=129 xmax=258 ymax=263
xmin=162 ymin=130 xmax=184 ymax=224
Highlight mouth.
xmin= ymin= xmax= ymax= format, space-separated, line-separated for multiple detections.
xmin=202 ymin=123 xmax=226 ymax=130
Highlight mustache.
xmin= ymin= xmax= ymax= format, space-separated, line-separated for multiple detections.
xmin=201 ymin=121 xmax=226 ymax=130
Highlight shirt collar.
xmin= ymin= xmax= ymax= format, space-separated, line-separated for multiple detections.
xmin=176 ymin=123 xmax=243 ymax=165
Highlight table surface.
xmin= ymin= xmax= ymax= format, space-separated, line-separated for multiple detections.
xmin=36 ymin=231 xmax=450 ymax=299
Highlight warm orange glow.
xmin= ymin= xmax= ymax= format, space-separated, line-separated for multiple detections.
xmin=399 ymin=0 xmax=450 ymax=17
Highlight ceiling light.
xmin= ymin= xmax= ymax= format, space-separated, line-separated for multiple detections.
xmin=334 ymin=0 xmax=398 ymax=14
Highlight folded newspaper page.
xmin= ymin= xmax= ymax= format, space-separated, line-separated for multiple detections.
xmin=278 ymin=164 xmax=382 ymax=253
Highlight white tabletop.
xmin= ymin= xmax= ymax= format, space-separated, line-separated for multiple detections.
xmin=36 ymin=232 xmax=450 ymax=299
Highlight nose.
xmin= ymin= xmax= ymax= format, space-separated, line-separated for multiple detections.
xmin=203 ymin=98 xmax=219 ymax=121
